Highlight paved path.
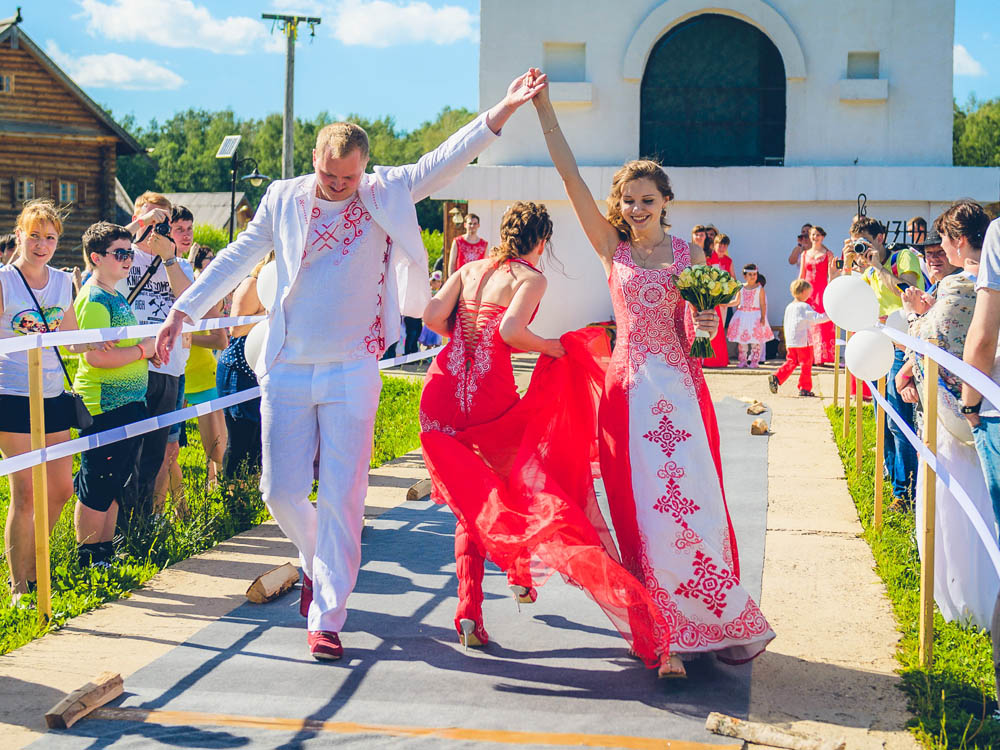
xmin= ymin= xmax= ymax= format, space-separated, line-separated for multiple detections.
xmin=0 ymin=364 xmax=918 ymax=749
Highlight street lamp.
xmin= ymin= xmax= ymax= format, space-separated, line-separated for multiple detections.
xmin=216 ymin=135 xmax=271 ymax=243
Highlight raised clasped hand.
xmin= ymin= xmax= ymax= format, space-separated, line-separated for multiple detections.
xmin=506 ymin=68 xmax=548 ymax=109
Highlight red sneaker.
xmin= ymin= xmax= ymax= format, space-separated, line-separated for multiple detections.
xmin=307 ymin=630 xmax=343 ymax=661
xmin=299 ymin=573 xmax=312 ymax=618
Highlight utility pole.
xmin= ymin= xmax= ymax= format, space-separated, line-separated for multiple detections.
xmin=262 ymin=13 xmax=321 ymax=180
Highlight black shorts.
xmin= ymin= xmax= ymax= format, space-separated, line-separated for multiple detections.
xmin=0 ymin=392 xmax=76 ymax=434
xmin=74 ymin=401 xmax=149 ymax=512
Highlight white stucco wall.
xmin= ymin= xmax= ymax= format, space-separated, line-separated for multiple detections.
xmin=434 ymin=1 xmax=998 ymax=337
xmin=438 ymin=165 xmax=1000 ymax=335
xmin=479 ymin=0 xmax=955 ymax=167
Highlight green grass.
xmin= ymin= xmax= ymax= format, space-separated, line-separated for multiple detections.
xmin=0 ymin=372 xmax=423 ymax=655
xmin=827 ymin=404 xmax=999 ymax=749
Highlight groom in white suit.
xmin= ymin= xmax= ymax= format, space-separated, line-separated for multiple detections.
xmin=156 ymin=71 xmax=547 ymax=660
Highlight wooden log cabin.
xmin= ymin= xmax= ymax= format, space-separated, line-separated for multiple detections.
xmin=0 ymin=12 xmax=142 ymax=268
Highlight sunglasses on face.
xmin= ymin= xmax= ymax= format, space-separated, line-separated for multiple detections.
xmin=798 ymin=234 xmax=807 ymax=239
xmin=96 ymin=248 xmax=135 ymax=262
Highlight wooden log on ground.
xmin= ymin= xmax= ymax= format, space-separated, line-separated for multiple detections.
xmin=45 ymin=672 xmax=123 ymax=729
xmin=406 ymin=478 xmax=433 ymax=502
xmin=705 ymin=712 xmax=845 ymax=750
xmin=246 ymin=563 xmax=299 ymax=604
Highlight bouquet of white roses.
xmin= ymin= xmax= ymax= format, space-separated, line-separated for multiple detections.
xmin=674 ymin=264 xmax=742 ymax=358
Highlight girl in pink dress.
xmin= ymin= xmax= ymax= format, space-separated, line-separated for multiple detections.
xmin=533 ymin=75 xmax=774 ymax=674
xmin=727 ymin=264 xmax=773 ymax=368
xmin=798 ymin=226 xmax=836 ymax=364
xmin=448 ymin=213 xmax=489 ymax=274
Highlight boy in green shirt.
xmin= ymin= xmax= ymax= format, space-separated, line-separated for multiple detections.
xmin=72 ymin=222 xmax=159 ymax=568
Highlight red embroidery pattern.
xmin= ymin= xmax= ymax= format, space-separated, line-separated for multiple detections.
xmin=608 ymin=237 xmax=695 ymax=394
xmin=636 ymin=539 xmax=769 ymax=651
xmin=654 ymin=477 xmax=700 ymax=518
xmin=643 ymin=412 xmax=691 ymax=458
xmin=675 ymin=524 xmax=702 ymax=551
xmin=308 ymin=197 xmax=372 ymax=265
xmin=444 ymin=311 xmax=502 ymax=414
xmin=363 ymin=238 xmax=392 ymax=355
xmin=674 ymin=550 xmax=737 ymax=618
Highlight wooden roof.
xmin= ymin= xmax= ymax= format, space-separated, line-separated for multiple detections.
xmin=0 ymin=18 xmax=143 ymax=155
xmin=163 ymin=192 xmax=250 ymax=230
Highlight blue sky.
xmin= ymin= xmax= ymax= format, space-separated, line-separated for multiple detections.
xmin=17 ymin=0 xmax=1000 ymax=133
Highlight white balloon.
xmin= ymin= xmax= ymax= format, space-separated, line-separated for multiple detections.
xmin=884 ymin=309 xmax=908 ymax=333
xmin=823 ymin=274 xmax=879 ymax=332
xmin=243 ymin=322 xmax=267 ymax=373
xmin=845 ymin=329 xmax=895 ymax=382
xmin=256 ymin=262 xmax=278 ymax=311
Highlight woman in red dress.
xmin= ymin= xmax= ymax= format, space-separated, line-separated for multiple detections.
xmin=533 ymin=75 xmax=774 ymax=672
xmin=448 ymin=213 xmax=489 ymax=274
xmin=798 ymin=226 xmax=837 ymax=364
xmin=420 ymin=201 xmax=676 ymax=676
xmin=703 ymin=233 xmax=735 ymax=367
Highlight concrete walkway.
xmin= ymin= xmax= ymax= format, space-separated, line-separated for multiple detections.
xmin=0 ymin=365 xmax=917 ymax=749
xmin=703 ymin=365 xmax=917 ymax=750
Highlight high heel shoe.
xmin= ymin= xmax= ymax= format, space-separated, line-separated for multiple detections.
xmin=509 ymin=584 xmax=537 ymax=613
xmin=456 ymin=618 xmax=489 ymax=650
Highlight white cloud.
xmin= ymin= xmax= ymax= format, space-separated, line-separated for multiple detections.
xmin=77 ymin=0 xmax=284 ymax=54
xmin=330 ymin=0 xmax=477 ymax=48
xmin=46 ymin=40 xmax=184 ymax=90
xmin=954 ymin=44 xmax=986 ymax=76
xmin=267 ymin=0 xmax=327 ymax=14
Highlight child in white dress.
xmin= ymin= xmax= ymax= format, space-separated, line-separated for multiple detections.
xmin=727 ymin=263 xmax=773 ymax=368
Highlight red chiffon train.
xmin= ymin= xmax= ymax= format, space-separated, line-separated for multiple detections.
xmin=420 ymin=327 xmax=672 ymax=667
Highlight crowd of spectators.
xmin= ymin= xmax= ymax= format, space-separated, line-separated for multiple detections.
xmin=0 ymin=196 xmax=267 ymax=604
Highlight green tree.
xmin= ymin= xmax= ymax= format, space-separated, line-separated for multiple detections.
xmin=953 ymin=96 xmax=1000 ymax=166
xmin=115 ymin=105 xmax=478 ymax=233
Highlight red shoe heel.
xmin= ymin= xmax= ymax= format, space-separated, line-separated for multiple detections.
xmin=456 ymin=618 xmax=488 ymax=649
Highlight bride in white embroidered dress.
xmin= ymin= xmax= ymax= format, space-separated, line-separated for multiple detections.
xmin=532 ymin=73 xmax=774 ymax=674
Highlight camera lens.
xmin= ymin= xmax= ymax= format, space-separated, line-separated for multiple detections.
xmin=853 ymin=241 xmax=867 ymax=254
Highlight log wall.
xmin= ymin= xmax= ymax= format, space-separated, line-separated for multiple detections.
xmin=0 ymin=34 xmax=121 ymax=268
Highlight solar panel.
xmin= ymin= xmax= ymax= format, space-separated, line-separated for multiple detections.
xmin=215 ymin=135 xmax=242 ymax=160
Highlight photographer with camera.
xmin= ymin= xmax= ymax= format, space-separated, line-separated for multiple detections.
xmin=120 ymin=192 xmax=194 ymax=521
xmin=845 ymin=215 xmax=925 ymax=505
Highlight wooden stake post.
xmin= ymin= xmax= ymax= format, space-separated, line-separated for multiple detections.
xmin=832 ymin=327 xmax=840 ymax=408
xmin=842 ymin=333 xmax=852 ymax=438
xmin=28 ymin=347 xmax=51 ymax=622
xmin=874 ymin=376 xmax=886 ymax=530
xmin=855 ymin=373 xmax=863 ymax=476
xmin=918 ymin=358 xmax=939 ymax=667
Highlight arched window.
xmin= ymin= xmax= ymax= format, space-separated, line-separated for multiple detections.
xmin=640 ymin=14 xmax=786 ymax=166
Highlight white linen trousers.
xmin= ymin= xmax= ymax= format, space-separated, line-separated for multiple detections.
xmin=259 ymin=358 xmax=382 ymax=632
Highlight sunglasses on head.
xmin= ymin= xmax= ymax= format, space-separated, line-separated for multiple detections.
xmin=95 ymin=247 xmax=135 ymax=262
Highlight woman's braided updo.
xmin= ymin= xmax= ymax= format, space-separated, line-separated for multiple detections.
xmin=490 ymin=201 xmax=553 ymax=263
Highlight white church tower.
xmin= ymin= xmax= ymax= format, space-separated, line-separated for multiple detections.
xmin=436 ymin=0 xmax=999 ymax=334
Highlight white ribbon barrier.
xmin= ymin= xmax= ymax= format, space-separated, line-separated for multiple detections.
xmin=0 ymin=387 xmax=261 ymax=477
xmin=879 ymin=324 xmax=1000 ymax=412
xmin=0 ymin=315 xmax=267 ymax=356
xmin=0 ymin=344 xmax=444 ymax=478
xmin=863 ymin=377 xmax=1000 ymax=579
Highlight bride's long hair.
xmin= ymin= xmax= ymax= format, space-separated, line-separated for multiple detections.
xmin=606 ymin=160 xmax=674 ymax=242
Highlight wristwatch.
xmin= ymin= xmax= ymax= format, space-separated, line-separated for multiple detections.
xmin=961 ymin=402 xmax=982 ymax=415
xmin=164 ymin=257 xmax=176 ymax=267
